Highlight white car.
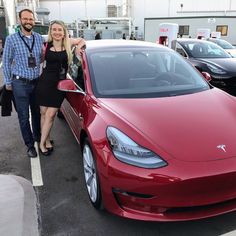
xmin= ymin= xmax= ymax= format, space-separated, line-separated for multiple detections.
xmin=207 ymin=38 xmax=236 ymax=57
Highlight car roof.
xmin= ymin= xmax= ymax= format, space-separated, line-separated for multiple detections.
xmin=208 ymin=38 xmax=227 ymax=43
xmin=176 ymin=38 xmax=209 ymax=43
xmin=85 ymin=39 xmax=169 ymax=51
xmin=208 ymin=38 xmax=220 ymax=41
xmin=207 ymin=38 xmax=233 ymax=44
xmin=175 ymin=38 xmax=221 ymax=47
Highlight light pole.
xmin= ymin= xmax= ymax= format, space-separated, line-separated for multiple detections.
xmin=168 ymin=0 xmax=171 ymax=16
xmin=58 ymin=0 xmax=61 ymax=20
xmin=84 ymin=0 xmax=87 ymax=18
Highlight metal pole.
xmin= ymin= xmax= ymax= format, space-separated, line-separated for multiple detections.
xmin=59 ymin=0 xmax=61 ymax=20
xmin=105 ymin=0 xmax=107 ymax=17
xmin=168 ymin=0 xmax=171 ymax=16
xmin=128 ymin=17 xmax=131 ymax=37
xmin=84 ymin=0 xmax=87 ymax=18
xmin=127 ymin=0 xmax=131 ymax=17
xmin=75 ymin=19 xmax=78 ymax=37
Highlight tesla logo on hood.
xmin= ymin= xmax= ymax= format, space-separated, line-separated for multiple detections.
xmin=217 ymin=144 xmax=226 ymax=152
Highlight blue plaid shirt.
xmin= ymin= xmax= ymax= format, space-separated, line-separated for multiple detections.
xmin=3 ymin=30 xmax=44 ymax=85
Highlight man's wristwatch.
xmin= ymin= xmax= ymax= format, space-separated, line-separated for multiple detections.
xmin=5 ymin=84 xmax=12 ymax=89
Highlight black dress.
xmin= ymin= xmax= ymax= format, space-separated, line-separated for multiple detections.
xmin=36 ymin=43 xmax=67 ymax=108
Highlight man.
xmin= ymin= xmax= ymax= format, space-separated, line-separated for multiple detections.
xmin=2 ymin=9 xmax=44 ymax=157
xmin=95 ymin=32 xmax=101 ymax=40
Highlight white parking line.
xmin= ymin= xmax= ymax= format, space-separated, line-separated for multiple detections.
xmin=221 ymin=231 xmax=236 ymax=236
xmin=30 ymin=142 xmax=43 ymax=186
xmin=29 ymin=110 xmax=43 ymax=186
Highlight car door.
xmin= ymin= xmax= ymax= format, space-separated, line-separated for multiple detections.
xmin=62 ymin=50 xmax=86 ymax=140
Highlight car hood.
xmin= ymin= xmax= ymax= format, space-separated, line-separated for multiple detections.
xmin=196 ymin=57 xmax=236 ymax=72
xmin=99 ymin=89 xmax=236 ymax=162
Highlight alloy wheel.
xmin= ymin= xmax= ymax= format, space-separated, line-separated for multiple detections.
xmin=83 ymin=143 xmax=98 ymax=203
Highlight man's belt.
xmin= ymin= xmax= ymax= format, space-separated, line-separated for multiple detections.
xmin=12 ymin=75 xmax=38 ymax=84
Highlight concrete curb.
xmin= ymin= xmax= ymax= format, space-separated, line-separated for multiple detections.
xmin=0 ymin=175 xmax=39 ymax=236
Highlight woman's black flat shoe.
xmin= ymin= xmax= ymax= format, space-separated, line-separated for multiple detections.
xmin=39 ymin=148 xmax=51 ymax=156
xmin=46 ymin=146 xmax=54 ymax=152
xmin=46 ymin=140 xmax=54 ymax=151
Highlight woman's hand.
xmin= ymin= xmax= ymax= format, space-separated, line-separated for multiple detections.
xmin=70 ymin=38 xmax=86 ymax=56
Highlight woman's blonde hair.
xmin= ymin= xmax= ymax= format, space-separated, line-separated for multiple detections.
xmin=47 ymin=20 xmax=72 ymax=64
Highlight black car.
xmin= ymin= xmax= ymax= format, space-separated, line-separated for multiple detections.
xmin=172 ymin=38 xmax=236 ymax=94
xmin=0 ymin=39 xmax=3 ymax=56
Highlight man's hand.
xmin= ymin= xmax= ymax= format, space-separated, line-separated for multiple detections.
xmin=5 ymin=85 xmax=12 ymax=91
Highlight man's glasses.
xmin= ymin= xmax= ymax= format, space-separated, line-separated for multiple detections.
xmin=21 ymin=18 xmax=34 ymax=22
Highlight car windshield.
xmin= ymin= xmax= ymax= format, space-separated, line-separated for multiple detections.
xmin=180 ymin=41 xmax=231 ymax=58
xmin=87 ymin=48 xmax=210 ymax=98
xmin=210 ymin=39 xmax=235 ymax=49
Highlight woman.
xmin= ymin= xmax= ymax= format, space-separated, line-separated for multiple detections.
xmin=36 ymin=20 xmax=85 ymax=155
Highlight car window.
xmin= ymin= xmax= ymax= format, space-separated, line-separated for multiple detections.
xmin=176 ymin=43 xmax=187 ymax=57
xmin=87 ymin=48 xmax=209 ymax=98
xmin=181 ymin=41 xmax=231 ymax=58
xmin=68 ymin=49 xmax=85 ymax=91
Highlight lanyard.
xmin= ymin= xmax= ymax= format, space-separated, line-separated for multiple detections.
xmin=18 ymin=32 xmax=35 ymax=55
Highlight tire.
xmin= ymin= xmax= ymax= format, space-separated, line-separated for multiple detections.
xmin=82 ymin=138 xmax=103 ymax=209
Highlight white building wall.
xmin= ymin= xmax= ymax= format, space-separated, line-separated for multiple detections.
xmin=39 ymin=0 xmax=236 ymax=36
xmin=40 ymin=0 xmax=107 ymax=22
xmin=39 ymin=0 xmax=125 ymax=22
xmin=169 ymin=0 xmax=229 ymax=14
xmin=145 ymin=16 xmax=236 ymax=44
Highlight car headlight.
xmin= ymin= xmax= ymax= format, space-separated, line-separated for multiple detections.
xmin=207 ymin=64 xmax=226 ymax=74
xmin=106 ymin=126 xmax=167 ymax=168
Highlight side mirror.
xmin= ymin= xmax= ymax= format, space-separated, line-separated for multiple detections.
xmin=57 ymin=79 xmax=85 ymax=94
xmin=57 ymin=79 xmax=77 ymax=91
xmin=201 ymin=72 xmax=211 ymax=82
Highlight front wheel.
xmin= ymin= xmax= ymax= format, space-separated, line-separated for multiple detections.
xmin=82 ymin=138 xmax=103 ymax=209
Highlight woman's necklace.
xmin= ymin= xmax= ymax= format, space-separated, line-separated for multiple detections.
xmin=53 ymin=43 xmax=63 ymax=52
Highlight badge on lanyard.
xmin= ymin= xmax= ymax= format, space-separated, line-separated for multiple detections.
xmin=28 ymin=53 xmax=36 ymax=68
xmin=18 ymin=32 xmax=36 ymax=68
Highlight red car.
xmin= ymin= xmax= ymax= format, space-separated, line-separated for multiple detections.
xmin=58 ymin=40 xmax=236 ymax=221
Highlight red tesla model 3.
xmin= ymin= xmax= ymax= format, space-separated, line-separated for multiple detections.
xmin=58 ymin=40 xmax=236 ymax=221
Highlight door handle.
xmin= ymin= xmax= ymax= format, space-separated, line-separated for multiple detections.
xmin=79 ymin=113 xmax=83 ymax=121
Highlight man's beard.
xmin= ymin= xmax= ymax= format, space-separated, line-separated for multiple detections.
xmin=22 ymin=24 xmax=34 ymax=32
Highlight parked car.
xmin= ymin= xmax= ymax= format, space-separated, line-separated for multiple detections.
xmin=58 ymin=39 xmax=236 ymax=222
xmin=207 ymin=38 xmax=236 ymax=58
xmin=172 ymin=38 xmax=236 ymax=95
xmin=0 ymin=39 xmax=3 ymax=56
